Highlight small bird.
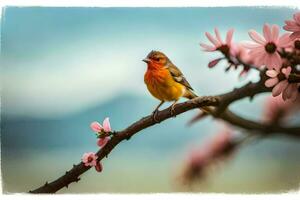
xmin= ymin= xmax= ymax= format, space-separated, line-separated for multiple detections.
xmin=143 ymin=50 xmax=200 ymax=121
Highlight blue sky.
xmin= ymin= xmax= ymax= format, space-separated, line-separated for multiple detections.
xmin=1 ymin=7 xmax=298 ymax=118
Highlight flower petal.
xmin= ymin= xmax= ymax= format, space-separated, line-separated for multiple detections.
xmin=271 ymin=24 xmax=279 ymax=42
xmin=200 ymin=43 xmax=216 ymax=52
xmin=103 ymin=117 xmax=111 ymax=132
xmin=226 ymin=28 xmax=234 ymax=45
xmin=205 ymin=32 xmax=221 ymax=47
xmin=263 ymin=24 xmax=272 ymax=42
xmin=282 ymin=66 xmax=292 ymax=78
xmin=266 ymin=70 xmax=279 ymax=78
xmin=283 ymin=84 xmax=294 ymax=100
xmin=214 ymin=28 xmax=223 ymax=44
xmin=265 ymin=78 xmax=279 ymax=88
xmin=278 ymin=33 xmax=292 ymax=47
xmin=272 ymin=53 xmax=283 ymax=71
xmin=283 ymin=24 xmax=300 ymax=32
xmin=208 ymin=58 xmax=222 ymax=68
xmin=249 ymin=30 xmax=266 ymax=44
xmin=90 ymin=121 xmax=103 ymax=132
xmin=290 ymin=31 xmax=300 ymax=40
xmin=293 ymin=12 xmax=300 ymax=24
xmin=97 ymin=137 xmax=110 ymax=148
xmin=272 ymin=81 xmax=289 ymax=97
xmin=285 ymin=20 xmax=298 ymax=27
xmin=242 ymin=42 xmax=261 ymax=49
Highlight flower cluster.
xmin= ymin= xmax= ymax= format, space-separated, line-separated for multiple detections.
xmin=265 ymin=67 xmax=299 ymax=100
xmin=200 ymin=11 xmax=300 ymax=101
xmin=180 ymin=127 xmax=236 ymax=184
xmin=81 ymin=117 xmax=114 ymax=172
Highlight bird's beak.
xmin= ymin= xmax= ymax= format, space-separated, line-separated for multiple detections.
xmin=142 ymin=58 xmax=150 ymax=63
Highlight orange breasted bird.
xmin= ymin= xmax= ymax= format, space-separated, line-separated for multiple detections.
xmin=143 ymin=50 xmax=201 ymax=121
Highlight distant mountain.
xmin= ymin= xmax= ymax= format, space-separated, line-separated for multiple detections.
xmin=1 ymin=94 xmax=211 ymax=155
xmin=2 ymin=94 xmax=300 ymax=161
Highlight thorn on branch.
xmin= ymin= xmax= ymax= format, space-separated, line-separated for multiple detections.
xmin=75 ymin=177 xmax=80 ymax=182
xmin=126 ymin=136 xmax=131 ymax=140
xmin=249 ymin=95 xmax=254 ymax=101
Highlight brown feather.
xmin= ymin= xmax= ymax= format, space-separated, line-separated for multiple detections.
xmin=166 ymin=62 xmax=194 ymax=91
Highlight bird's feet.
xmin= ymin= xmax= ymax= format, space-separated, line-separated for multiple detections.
xmin=170 ymin=103 xmax=176 ymax=117
xmin=152 ymin=109 xmax=159 ymax=122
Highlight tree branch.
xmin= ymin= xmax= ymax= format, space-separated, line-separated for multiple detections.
xmin=29 ymin=79 xmax=299 ymax=193
xmin=218 ymin=109 xmax=300 ymax=138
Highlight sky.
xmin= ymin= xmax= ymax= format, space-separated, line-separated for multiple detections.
xmin=0 ymin=7 xmax=298 ymax=118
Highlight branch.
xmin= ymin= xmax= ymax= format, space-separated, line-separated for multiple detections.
xmin=29 ymin=79 xmax=299 ymax=193
xmin=218 ymin=109 xmax=300 ymax=138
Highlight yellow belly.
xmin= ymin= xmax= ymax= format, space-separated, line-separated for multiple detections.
xmin=145 ymin=70 xmax=185 ymax=101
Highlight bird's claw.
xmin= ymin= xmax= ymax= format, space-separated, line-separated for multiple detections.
xmin=170 ymin=105 xmax=176 ymax=117
xmin=152 ymin=110 xmax=159 ymax=122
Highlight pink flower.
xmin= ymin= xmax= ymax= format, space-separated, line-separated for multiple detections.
xmin=180 ymin=127 xmax=236 ymax=184
xmin=200 ymin=28 xmax=234 ymax=55
xmin=262 ymin=95 xmax=298 ymax=123
xmin=244 ymin=24 xmax=291 ymax=70
xmin=90 ymin=117 xmax=112 ymax=133
xmin=265 ymin=67 xmax=299 ymax=101
xmin=97 ymin=136 xmax=110 ymax=148
xmin=82 ymin=152 xmax=98 ymax=167
xmin=283 ymin=12 xmax=300 ymax=40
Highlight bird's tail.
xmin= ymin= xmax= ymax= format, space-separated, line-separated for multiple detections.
xmin=184 ymin=89 xmax=214 ymax=124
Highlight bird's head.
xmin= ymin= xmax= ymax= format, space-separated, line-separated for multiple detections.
xmin=143 ymin=50 xmax=170 ymax=69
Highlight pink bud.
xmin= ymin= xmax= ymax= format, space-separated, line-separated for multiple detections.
xmin=208 ymin=58 xmax=222 ymax=68
xmin=95 ymin=161 xmax=103 ymax=172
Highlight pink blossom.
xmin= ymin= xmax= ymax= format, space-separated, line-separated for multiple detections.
xmin=90 ymin=117 xmax=112 ymax=133
xmin=180 ymin=127 xmax=236 ymax=183
xmin=97 ymin=136 xmax=110 ymax=148
xmin=265 ymin=67 xmax=299 ymax=101
xmin=244 ymin=24 xmax=291 ymax=70
xmin=200 ymin=28 xmax=234 ymax=55
xmin=283 ymin=12 xmax=300 ymax=40
xmin=82 ymin=152 xmax=98 ymax=167
xmin=262 ymin=95 xmax=299 ymax=123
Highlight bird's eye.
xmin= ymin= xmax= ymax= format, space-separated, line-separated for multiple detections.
xmin=154 ymin=57 xmax=160 ymax=61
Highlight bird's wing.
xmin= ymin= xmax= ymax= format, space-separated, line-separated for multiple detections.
xmin=166 ymin=63 xmax=194 ymax=90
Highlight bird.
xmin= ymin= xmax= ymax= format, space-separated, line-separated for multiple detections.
xmin=143 ymin=50 xmax=204 ymax=121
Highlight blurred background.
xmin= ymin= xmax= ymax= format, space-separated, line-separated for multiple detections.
xmin=1 ymin=7 xmax=300 ymax=193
